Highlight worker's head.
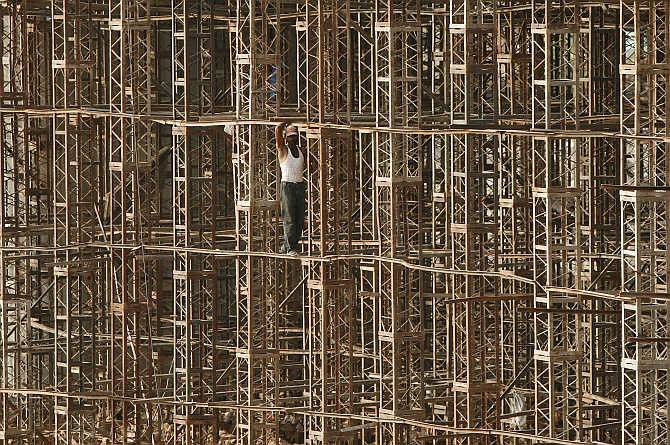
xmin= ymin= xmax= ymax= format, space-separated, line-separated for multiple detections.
xmin=285 ymin=124 xmax=299 ymax=148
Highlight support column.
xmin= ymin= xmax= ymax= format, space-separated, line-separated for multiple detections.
xmin=374 ymin=5 xmax=425 ymax=443
xmin=51 ymin=1 xmax=102 ymax=442
xmin=234 ymin=1 xmax=281 ymax=444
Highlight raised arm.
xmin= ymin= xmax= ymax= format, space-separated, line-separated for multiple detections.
xmin=275 ymin=123 xmax=287 ymax=159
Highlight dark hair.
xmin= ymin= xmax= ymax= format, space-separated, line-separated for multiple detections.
xmin=286 ymin=135 xmax=300 ymax=153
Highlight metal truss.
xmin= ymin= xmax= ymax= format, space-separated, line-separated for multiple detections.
xmin=0 ymin=1 xmax=669 ymax=444
xmin=620 ymin=3 xmax=670 ymax=444
xmin=374 ymin=3 xmax=425 ymax=444
xmin=305 ymin=128 xmax=356 ymax=444
xmin=51 ymin=1 xmax=103 ymax=443
xmin=108 ymin=1 xmax=158 ymax=442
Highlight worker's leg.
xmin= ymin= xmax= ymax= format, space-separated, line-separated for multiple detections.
xmin=280 ymin=182 xmax=293 ymax=253
xmin=292 ymin=183 xmax=306 ymax=251
xmin=285 ymin=182 xmax=304 ymax=252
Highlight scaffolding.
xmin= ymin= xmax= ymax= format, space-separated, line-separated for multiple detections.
xmin=0 ymin=0 xmax=667 ymax=444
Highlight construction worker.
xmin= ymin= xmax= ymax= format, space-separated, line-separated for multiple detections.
xmin=275 ymin=123 xmax=305 ymax=256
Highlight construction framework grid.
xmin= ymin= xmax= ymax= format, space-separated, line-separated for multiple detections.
xmin=0 ymin=0 xmax=666 ymax=444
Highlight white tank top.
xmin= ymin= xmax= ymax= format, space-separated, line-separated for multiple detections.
xmin=280 ymin=147 xmax=304 ymax=183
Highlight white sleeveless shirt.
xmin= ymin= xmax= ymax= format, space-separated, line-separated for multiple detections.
xmin=280 ymin=147 xmax=304 ymax=183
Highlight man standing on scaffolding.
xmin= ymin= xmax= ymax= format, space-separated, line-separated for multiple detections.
xmin=275 ymin=123 xmax=305 ymax=256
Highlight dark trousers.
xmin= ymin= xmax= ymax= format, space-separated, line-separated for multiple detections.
xmin=280 ymin=181 xmax=305 ymax=253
